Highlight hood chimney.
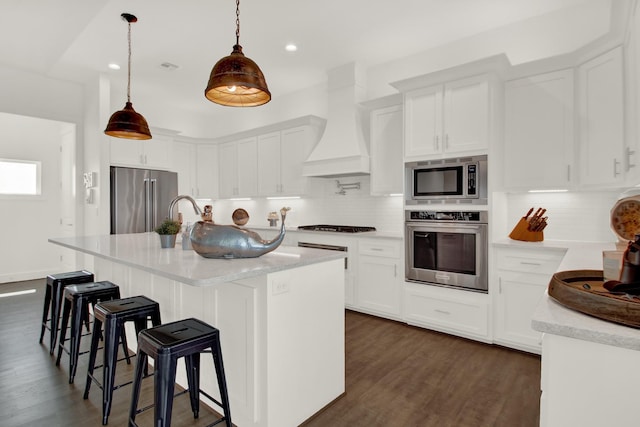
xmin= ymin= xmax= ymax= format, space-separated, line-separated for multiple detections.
xmin=303 ymin=63 xmax=370 ymax=177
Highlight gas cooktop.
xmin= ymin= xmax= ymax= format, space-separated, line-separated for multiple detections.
xmin=297 ymin=225 xmax=377 ymax=233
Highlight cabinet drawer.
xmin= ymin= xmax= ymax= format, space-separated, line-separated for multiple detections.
xmin=404 ymin=285 xmax=489 ymax=338
xmin=358 ymin=240 xmax=401 ymax=258
xmin=496 ymin=249 xmax=564 ymax=274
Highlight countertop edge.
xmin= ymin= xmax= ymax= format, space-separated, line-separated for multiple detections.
xmin=532 ymin=292 xmax=640 ymax=352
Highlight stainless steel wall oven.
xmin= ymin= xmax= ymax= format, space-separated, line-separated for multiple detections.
xmin=405 ymin=210 xmax=488 ymax=292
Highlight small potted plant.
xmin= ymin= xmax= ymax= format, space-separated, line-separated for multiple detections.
xmin=155 ymin=218 xmax=181 ymax=248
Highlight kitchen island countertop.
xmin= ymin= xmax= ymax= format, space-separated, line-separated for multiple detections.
xmin=49 ymin=232 xmax=345 ymax=287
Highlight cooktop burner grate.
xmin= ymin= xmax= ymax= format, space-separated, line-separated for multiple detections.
xmin=297 ymin=225 xmax=377 ymax=233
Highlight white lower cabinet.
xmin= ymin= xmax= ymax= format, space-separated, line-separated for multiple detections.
xmin=354 ymin=238 xmax=402 ymax=320
xmin=540 ymin=333 xmax=640 ymax=427
xmin=404 ymin=281 xmax=491 ymax=342
xmin=493 ymin=247 xmax=565 ymax=353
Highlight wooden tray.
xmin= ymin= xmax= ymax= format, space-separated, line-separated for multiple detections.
xmin=548 ymin=270 xmax=640 ymax=328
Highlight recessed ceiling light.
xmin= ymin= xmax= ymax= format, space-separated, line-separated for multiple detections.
xmin=108 ymin=63 xmax=121 ymax=70
xmin=285 ymin=43 xmax=297 ymax=52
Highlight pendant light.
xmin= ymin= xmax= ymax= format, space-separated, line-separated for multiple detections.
xmin=104 ymin=13 xmax=152 ymax=140
xmin=204 ymin=0 xmax=271 ymax=107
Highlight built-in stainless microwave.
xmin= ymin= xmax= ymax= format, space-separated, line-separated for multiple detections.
xmin=405 ymin=155 xmax=487 ymax=205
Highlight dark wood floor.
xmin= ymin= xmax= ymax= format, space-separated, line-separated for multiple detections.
xmin=0 ymin=279 xmax=541 ymax=427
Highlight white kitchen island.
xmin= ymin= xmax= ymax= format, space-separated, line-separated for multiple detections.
xmin=49 ymin=232 xmax=346 ymax=427
xmin=532 ymin=293 xmax=640 ymax=427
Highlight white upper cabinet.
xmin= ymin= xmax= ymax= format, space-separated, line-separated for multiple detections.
xmin=218 ymin=137 xmax=258 ymax=198
xmin=404 ymin=74 xmax=490 ymax=159
xmin=173 ymin=141 xmax=196 ymax=197
xmin=195 ymin=144 xmax=219 ymax=199
xmin=369 ymin=104 xmax=403 ymax=195
xmin=279 ymin=126 xmax=313 ymax=195
xmin=503 ymin=69 xmax=574 ymax=190
xmin=257 ymin=126 xmax=313 ymax=197
xmin=257 ymin=132 xmax=281 ymax=196
xmin=578 ymin=47 xmax=625 ymax=187
xmin=110 ymin=134 xmax=173 ymax=170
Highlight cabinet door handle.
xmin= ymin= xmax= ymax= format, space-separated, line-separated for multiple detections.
xmin=567 ymin=164 xmax=571 ymax=182
xmin=627 ymin=147 xmax=636 ymax=171
xmin=434 ymin=135 xmax=439 ymax=151
xmin=520 ymin=261 xmax=542 ymax=266
xmin=445 ymin=134 xmax=449 ymax=150
xmin=434 ymin=309 xmax=450 ymax=315
xmin=394 ymin=264 xmax=397 ymax=277
xmin=499 ymin=277 xmax=502 ymax=293
xmin=614 ymin=158 xmax=621 ymax=177
xmin=370 ymin=248 xmax=384 ymax=251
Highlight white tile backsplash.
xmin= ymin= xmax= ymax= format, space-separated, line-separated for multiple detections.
xmin=179 ymin=175 xmax=405 ymax=234
xmin=178 ymin=180 xmax=629 ymax=244
xmin=503 ymin=190 xmax=622 ymax=242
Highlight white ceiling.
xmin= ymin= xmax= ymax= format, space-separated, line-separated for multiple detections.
xmin=0 ymin=0 xmax=612 ymax=116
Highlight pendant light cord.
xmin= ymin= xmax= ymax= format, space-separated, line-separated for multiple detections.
xmin=235 ymin=0 xmax=240 ymax=46
xmin=127 ymin=19 xmax=132 ymax=103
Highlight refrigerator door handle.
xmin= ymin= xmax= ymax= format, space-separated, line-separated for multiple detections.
xmin=144 ymin=178 xmax=151 ymax=232
xmin=150 ymin=178 xmax=158 ymax=230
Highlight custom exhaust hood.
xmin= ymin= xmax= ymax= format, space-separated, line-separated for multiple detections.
xmin=303 ymin=63 xmax=370 ymax=178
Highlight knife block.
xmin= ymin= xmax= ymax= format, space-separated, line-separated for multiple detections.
xmin=509 ymin=218 xmax=544 ymax=242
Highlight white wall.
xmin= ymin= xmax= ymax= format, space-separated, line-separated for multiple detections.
xmin=0 ymin=113 xmax=77 ymax=282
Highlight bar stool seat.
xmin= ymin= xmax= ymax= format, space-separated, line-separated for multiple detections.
xmin=84 ymin=295 xmax=162 ymax=425
xmin=129 ymin=318 xmax=232 ymax=427
xmin=39 ymin=270 xmax=94 ymax=354
xmin=56 ymin=281 xmax=124 ymax=384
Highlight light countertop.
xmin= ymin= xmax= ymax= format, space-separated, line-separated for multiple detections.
xmin=492 ymin=238 xmax=616 ymax=270
xmin=532 ymin=292 xmax=640 ymax=351
xmin=501 ymin=237 xmax=640 ymax=351
xmin=49 ymin=233 xmax=345 ymax=287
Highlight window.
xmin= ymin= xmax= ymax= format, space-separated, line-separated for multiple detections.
xmin=0 ymin=159 xmax=41 ymax=195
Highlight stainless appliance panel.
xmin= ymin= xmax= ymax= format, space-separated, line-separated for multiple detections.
xmin=405 ymin=220 xmax=488 ymax=292
xmin=110 ymin=167 xmax=178 ymax=234
xmin=150 ymin=169 xmax=178 ymax=230
xmin=298 ymin=241 xmax=348 ymax=269
xmin=405 ymin=155 xmax=487 ymax=205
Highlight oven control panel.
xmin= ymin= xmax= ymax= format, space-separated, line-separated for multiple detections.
xmin=406 ymin=210 xmax=488 ymax=223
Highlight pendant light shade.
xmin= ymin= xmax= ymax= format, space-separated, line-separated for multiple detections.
xmin=204 ymin=0 xmax=271 ymax=107
xmin=105 ymin=13 xmax=152 ymax=140
xmin=104 ymin=102 xmax=151 ymax=139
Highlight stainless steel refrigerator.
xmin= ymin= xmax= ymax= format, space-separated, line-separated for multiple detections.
xmin=110 ymin=166 xmax=178 ymax=234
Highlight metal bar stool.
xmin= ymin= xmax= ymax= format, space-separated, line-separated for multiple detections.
xmin=128 ymin=318 xmax=232 ymax=427
xmin=39 ymin=270 xmax=94 ymax=354
xmin=56 ymin=281 xmax=125 ymax=384
xmin=84 ymin=295 xmax=162 ymax=425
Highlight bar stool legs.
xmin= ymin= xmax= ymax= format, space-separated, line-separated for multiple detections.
xmin=55 ymin=281 xmax=122 ymax=383
xmin=39 ymin=270 xmax=94 ymax=354
xmin=129 ymin=318 xmax=232 ymax=427
xmin=83 ymin=296 xmax=161 ymax=425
